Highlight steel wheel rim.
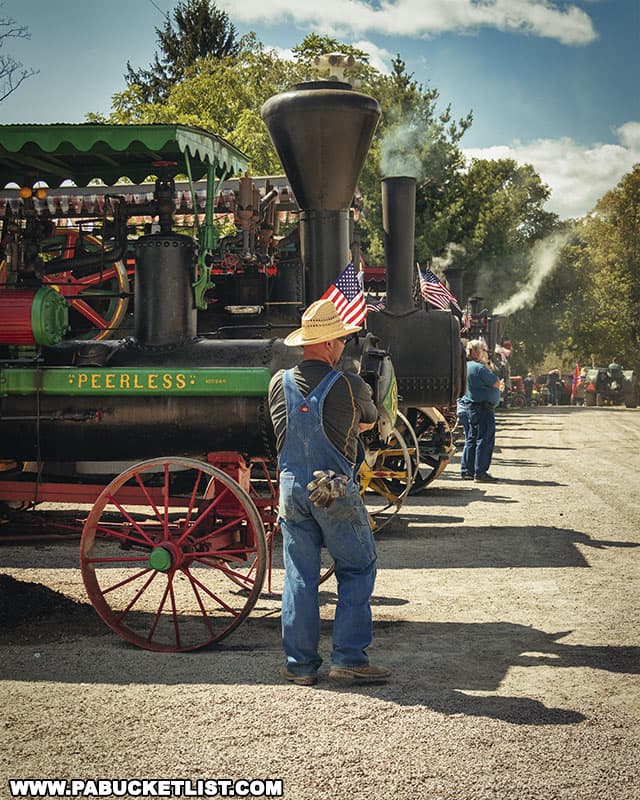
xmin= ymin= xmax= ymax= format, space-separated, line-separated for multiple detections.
xmin=359 ymin=425 xmax=414 ymax=531
xmin=81 ymin=457 xmax=266 ymax=651
xmin=407 ymin=408 xmax=453 ymax=493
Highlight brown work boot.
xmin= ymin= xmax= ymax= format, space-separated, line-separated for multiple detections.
xmin=280 ymin=666 xmax=318 ymax=686
xmin=328 ymin=664 xmax=391 ymax=684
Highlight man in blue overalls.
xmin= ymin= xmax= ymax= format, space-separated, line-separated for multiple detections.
xmin=268 ymin=299 xmax=391 ymax=686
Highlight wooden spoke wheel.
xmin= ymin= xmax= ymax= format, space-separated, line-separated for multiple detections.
xmin=41 ymin=229 xmax=130 ymax=341
xmin=359 ymin=424 xmax=415 ymax=531
xmin=80 ymin=457 xmax=267 ymax=652
xmin=404 ymin=407 xmax=454 ymax=494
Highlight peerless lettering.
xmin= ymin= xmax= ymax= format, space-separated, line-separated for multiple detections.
xmin=66 ymin=372 xmax=216 ymax=391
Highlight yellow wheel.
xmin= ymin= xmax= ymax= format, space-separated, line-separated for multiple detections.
xmin=359 ymin=421 xmax=416 ymax=531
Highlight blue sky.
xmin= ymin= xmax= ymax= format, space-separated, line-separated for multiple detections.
xmin=1 ymin=0 xmax=638 ymax=218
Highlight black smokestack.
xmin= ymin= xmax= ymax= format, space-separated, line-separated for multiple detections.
xmin=381 ymin=176 xmax=416 ymax=316
xmin=261 ymin=81 xmax=381 ymax=303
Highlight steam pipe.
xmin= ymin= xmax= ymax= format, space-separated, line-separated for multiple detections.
xmin=382 ymin=177 xmax=416 ymax=316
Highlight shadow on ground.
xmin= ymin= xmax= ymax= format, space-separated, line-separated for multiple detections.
xmin=2 ymin=608 xmax=638 ymax=726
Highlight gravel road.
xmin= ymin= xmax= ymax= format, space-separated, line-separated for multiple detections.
xmin=1 ymin=405 xmax=639 ymax=800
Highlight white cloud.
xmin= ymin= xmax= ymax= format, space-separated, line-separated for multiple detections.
xmin=265 ymin=45 xmax=296 ymax=62
xmin=351 ymin=40 xmax=393 ymax=75
xmin=264 ymin=38 xmax=392 ymax=74
xmin=463 ymin=122 xmax=640 ymax=218
xmin=220 ymin=0 xmax=597 ymax=46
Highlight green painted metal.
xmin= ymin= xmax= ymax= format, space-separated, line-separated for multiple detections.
xmin=192 ymin=163 xmax=220 ymax=311
xmin=148 ymin=547 xmax=172 ymax=572
xmin=30 ymin=287 xmax=69 ymax=345
xmin=0 ymin=124 xmax=249 ymax=187
xmin=0 ymin=366 xmax=271 ymax=397
xmin=382 ymin=367 xmax=398 ymax=425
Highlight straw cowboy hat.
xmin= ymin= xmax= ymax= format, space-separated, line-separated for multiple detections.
xmin=284 ymin=299 xmax=362 ymax=346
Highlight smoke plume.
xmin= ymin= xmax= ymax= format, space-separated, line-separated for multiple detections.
xmin=493 ymin=231 xmax=570 ymax=315
xmin=380 ymin=122 xmax=428 ymax=180
xmin=432 ymin=242 xmax=466 ymax=271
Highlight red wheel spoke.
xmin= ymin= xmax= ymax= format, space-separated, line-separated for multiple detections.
xmin=113 ymin=571 xmax=159 ymax=619
xmin=95 ymin=523 xmax=152 ymax=549
xmin=204 ymin=561 xmax=258 ymax=588
xmin=77 ymin=267 xmax=119 ymax=286
xmin=69 ymin=298 xmax=110 ymax=330
xmin=177 ymin=485 xmax=232 ymax=543
xmin=181 ymin=469 xmax=204 ymax=535
xmin=147 ymin=580 xmax=172 ymax=644
xmin=133 ymin=474 xmax=165 ymax=526
xmin=85 ymin=555 xmax=150 ymax=564
xmin=163 ymin=463 xmax=169 ymax=533
xmin=183 ymin=570 xmax=215 ymax=636
xmin=187 ymin=571 xmax=241 ymax=617
xmin=184 ymin=513 xmax=246 ymax=545
xmin=106 ymin=495 xmax=157 ymax=545
xmin=168 ymin=580 xmax=182 ymax=650
xmin=191 ymin=544 xmax=257 ymax=560
xmin=101 ymin=567 xmax=154 ymax=597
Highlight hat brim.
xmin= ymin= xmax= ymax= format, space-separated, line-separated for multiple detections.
xmin=284 ymin=322 xmax=362 ymax=347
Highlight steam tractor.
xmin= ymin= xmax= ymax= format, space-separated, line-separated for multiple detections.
xmin=0 ymin=76 xmax=464 ymax=651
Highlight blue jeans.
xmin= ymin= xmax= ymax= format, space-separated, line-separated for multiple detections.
xmin=279 ymin=475 xmax=376 ymax=675
xmin=457 ymin=400 xmax=496 ymax=478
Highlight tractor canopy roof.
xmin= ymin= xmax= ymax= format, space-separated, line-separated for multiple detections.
xmin=0 ymin=124 xmax=250 ymax=188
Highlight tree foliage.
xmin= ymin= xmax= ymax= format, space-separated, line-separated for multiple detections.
xmin=566 ymin=166 xmax=640 ymax=367
xmin=124 ymin=0 xmax=240 ymax=104
xmin=0 ymin=6 xmax=37 ymax=103
xmin=498 ymin=167 xmax=640 ymax=374
xmin=455 ymin=158 xmax=559 ymax=300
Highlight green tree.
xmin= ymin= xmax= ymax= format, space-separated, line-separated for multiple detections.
xmin=455 ymin=158 xmax=559 ymax=302
xmin=125 ymin=0 xmax=239 ymax=104
xmin=567 ymin=166 xmax=640 ymax=367
xmin=98 ymin=35 xmax=305 ymax=173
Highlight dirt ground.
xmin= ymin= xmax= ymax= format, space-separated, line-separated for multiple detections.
xmin=1 ymin=405 xmax=639 ymax=800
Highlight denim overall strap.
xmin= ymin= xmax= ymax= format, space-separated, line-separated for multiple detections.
xmin=279 ymin=368 xmax=353 ymax=484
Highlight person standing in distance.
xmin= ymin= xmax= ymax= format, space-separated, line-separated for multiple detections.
xmin=457 ymin=339 xmax=502 ymax=482
xmin=268 ymin=298 xmax=391 ymax=687
xmin=523 ymin=372 xmax=534 ymax=405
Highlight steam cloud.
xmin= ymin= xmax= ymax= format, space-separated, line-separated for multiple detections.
xmin=432 ymin=242 xmax=466 ymax=271
xmin=493 ymin=231 xmax=570 ymax=315
xmin=380 ymin=122 xmax=427 ymax=180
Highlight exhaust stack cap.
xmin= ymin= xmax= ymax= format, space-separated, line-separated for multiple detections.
xmin=261 ymin=81 xmax=381 ymax=212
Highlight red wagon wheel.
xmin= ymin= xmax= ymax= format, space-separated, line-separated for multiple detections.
xmin=80 ymin=457 xmax=266 ymax=652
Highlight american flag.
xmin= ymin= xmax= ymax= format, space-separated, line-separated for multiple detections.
xmin=418 ymin=267 xmax=461 ymax=312
xmin=366 ymin=294 xmax=387 ymax=313
xmin=321 ymin=262 xmax=367 ymax=326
